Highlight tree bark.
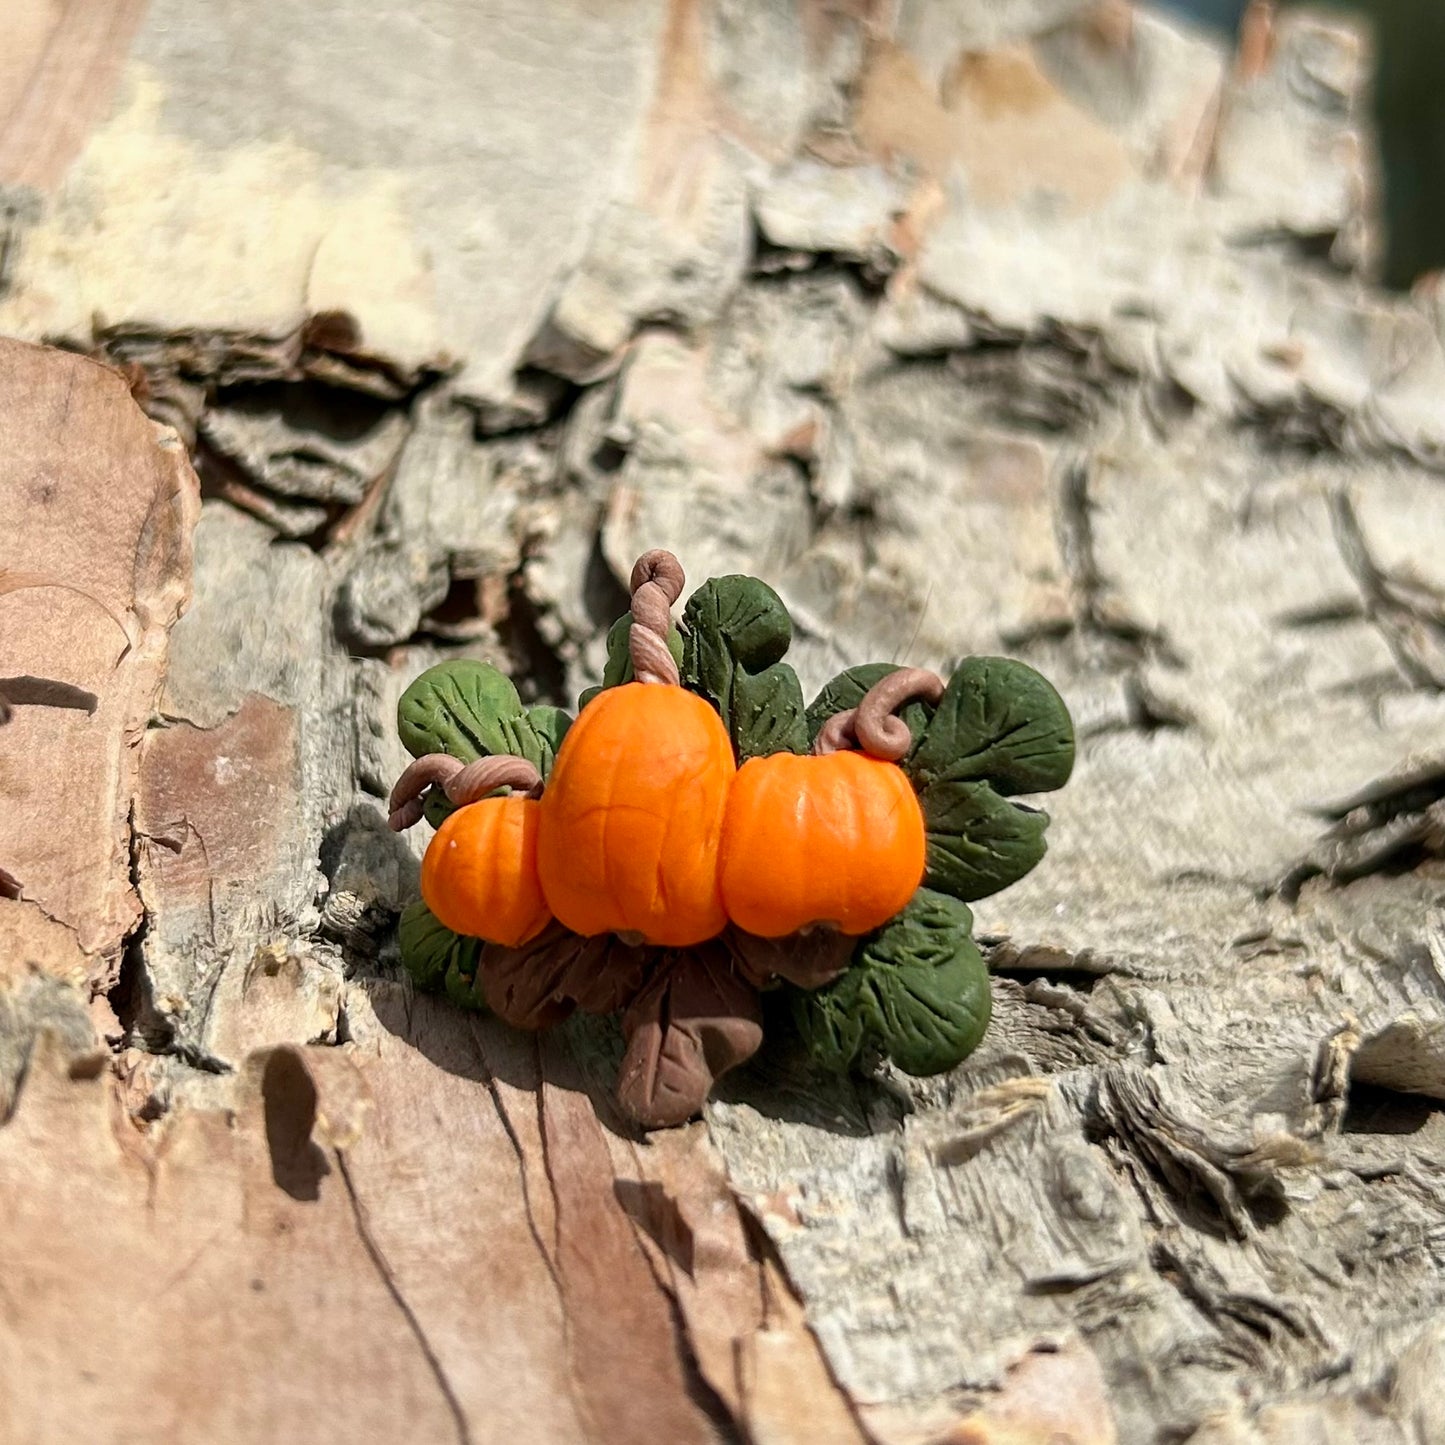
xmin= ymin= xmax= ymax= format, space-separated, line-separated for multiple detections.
xmin=3 ymin=3 xmax=1445 ymax=1443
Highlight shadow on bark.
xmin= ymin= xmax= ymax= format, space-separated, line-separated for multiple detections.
xmin=262 ymin=1047 xmax=331 ymax=1202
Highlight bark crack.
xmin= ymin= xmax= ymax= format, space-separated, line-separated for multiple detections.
xmin=1275 ymin=755 xmax=1445 ymax=899
xmin=1051 ymin=453 xmax=1189 ymax=740
xmin=466 ymin=1024 xmax=588 ymax=1437
xmin=1331 ymin=488 xmax=1445 ymax=691
xmin=333 ymin=1149 xmax=473 ymax=1445
xmin=609 ymin=1136 xmax=758 ymax=1444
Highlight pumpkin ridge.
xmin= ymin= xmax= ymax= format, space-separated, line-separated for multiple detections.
xmin=650 ymin=722 xmax=725 ymax=934
xmin=836 ymin=760 xmax=862 ymax=922
xmin=600 ymin=724 xmax=629 ymax=932
xmin=562 ymin=796 xmax=724 ymax=829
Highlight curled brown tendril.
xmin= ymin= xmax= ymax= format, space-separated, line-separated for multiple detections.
xmin=448 ymin=755 xmax=543 ymax=803
xmin=628 ymin=548 xmax=685 ymax=686
xmin=388 ymin=752 xmax=542 ymax=831
xmin=813 ymin=667 xmax=946 ymax=761
xmin=388 ymin=755 xmax=462 ymax=830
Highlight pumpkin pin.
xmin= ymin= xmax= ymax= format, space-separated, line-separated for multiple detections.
xmin=389 ymin=549 xmax=1075 ymax=1128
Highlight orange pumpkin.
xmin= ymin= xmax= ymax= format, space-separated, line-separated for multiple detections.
xmin=421 ymin=796 xmax=552 ymax=947
xmin=719 ymin=751 xmax=925 ymax=938
xmin=536 ymin=682 xmax=736 ymax=946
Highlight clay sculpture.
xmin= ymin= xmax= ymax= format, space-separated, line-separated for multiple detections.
xmin=390 ymin=550 xmax=1074 ymax=1128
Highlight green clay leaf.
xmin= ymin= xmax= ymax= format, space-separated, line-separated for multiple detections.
xmin=910 ymin=656 xmax=1074 ymax=796
xmin=682 ymin=576 xmax=808 ymax=760
xmin=790 ymin=968 xmax=867 ymax=1072
xmin=920 ymin=779 xmax=1049 ymax=901
xmin=398 ymin=660 xmax=524 ymax=762
xmin=397 ymin=660 xmax=570 ymax=778
xmin=900 ymin=657 xmax=1073 ymax=902
xmin=600 ymin=616 xmax=631 ymax=690
xmin=398 ymin=899 xmax=482 ymax=998
xmin=421 ymin=788 xmax=458 ymax=830
xmin=525 ymin=705 xmax=573 ymax=761
xmin=443 ymin=953 xmax=487 ymax=1011
xmin=805 ymin=663 xmax=936 ymax=755
xmin=686 ymin=575 xmax=793 ymax=673
xmin=805 ymin=657 xmax=1069 ymax=902
xmin=730 ymin=667 xmax=811 ymax=760
xmin=792 ymin=890 xmax=991 ymax=1077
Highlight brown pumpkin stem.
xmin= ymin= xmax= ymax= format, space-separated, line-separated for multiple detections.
xmin=387 ymin=752 xmax=541 ymax=831
xmin=813 ymin=667 xmax=945 ymax=762
xmin=628 ymin=548 xmax=685 ymax=686
xmin=812 ymin=709 xmax=857 ymax=757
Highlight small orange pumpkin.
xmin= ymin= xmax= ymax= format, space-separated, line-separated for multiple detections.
xmin=421 ymin=796 xmax=552 ymax=947
xmin=536 ymin=682 xmax=736 ymax=946
xmin=719 ymin=750 xmax=925 ymax=938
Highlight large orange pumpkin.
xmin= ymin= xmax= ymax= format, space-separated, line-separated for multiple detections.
xmin=421 ymin=796 xmax=552 ymax=947
xmin=719 ymin=750 xmax=925 ymax=938
xmin=536 ymin=682 xmax=736 ymax=946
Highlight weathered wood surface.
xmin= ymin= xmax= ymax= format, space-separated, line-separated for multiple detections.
xmin=4 ymin=2 xmax=1445 ymax=1442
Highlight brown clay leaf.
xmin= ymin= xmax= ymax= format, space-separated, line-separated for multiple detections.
xmin=477 ymin=924 xmax=582 ymax=1029
xmin=478 ymin=924 xmax=652 ymax=1028
xmin=727 ymin=925 xmax=857 ymax=991
xmin=549 ymin=930 xmax=651 ymax=1016
xmin=616 ymin=945 xmax=764 ymax=1129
